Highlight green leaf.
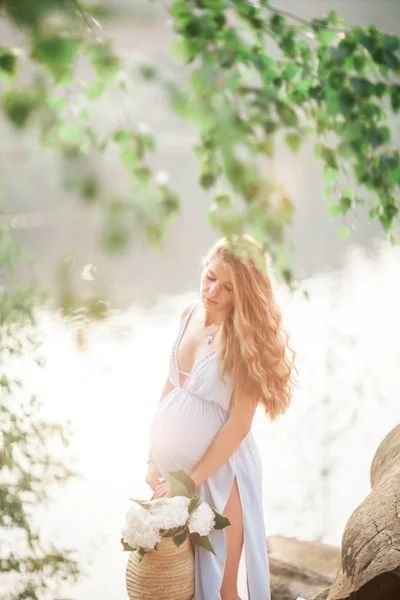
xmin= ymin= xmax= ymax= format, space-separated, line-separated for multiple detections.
xmin=276 ymin=101 xmax=298 ymax=127
xmin=367 ymin=126 xmax=390 ymax=149
xmin=188 ymin=493 xmax=203 ymax=515
xmin=167 ymin=469 xmax=196 ymax=496
xmin=87 ymin=81 xmax=106 ymax=100
xmin=281 ymin=62 xmax=300 ymax=80
xmin=339 ymin=225 xmax=350 ymax=241
xmin=113 ymin=130 xmax=132 ymax=145
xmin=323 ymin=185 xmax=333 ymax=201
xmin=391 ymin=85 xmax=400 ymax=112
xmin=369 ymin=206 xmax=379 ymax=219
xmin=145 ymin=224 xmax=163 ymax=247
xmin=207 ymin=204 xmax=218 ymax=228
xmin=212 ymin=509 xmax=231 ymax=530
xmin=323 ymin=166 xmax=339 ymax=185
xmin=330 ymin=39 xmax=356 ymax=62
xmin=171 ymin=39 xmax=194 ymax=64
xmin=137 ymin=548 xmax=146 ymax=560
xmin=129 ymin=498 xmax=152 ymax=509
xmin=374 ymin=82 xmax=388 ymax=98
xmin=138 ymin=64 xmax=157 ymax=80
xmin=59 ymin=123 xmax=82 ymax=144
xmin=215 ymin=194 xmax=231 ymax=209
xmin=49 ymin=97 xmax=68 ymax=111
xmin=319 ymin=146 xmax=338 ymax=170
xmin=2 ymin=90 xmax=38 ymax=128
xmin=350 ymin=77 xmax=373 ymax=97
xmin=340 ymin=192 xmax=352 ymax=213
xmin=191 ymin=532 xmax=216 ymax=555
xmin=135 ymin=167 xmax=151 ymax=182
xmin=381 ymin=203 xmax=398 ymax=229
xmin=102 ymin=227 xmax=128 ymax=252
xmin=78 ymin=108 xmax=90 ymax=122
xmin=121 ymin=537 xmax=135 ymax=552
xmin=160 ymin=193 xmax=180 ymax=217
xmin=173 ymin=529 xmax=189 ymax=548
xmin=285 ymin=133 xmax=302 ymax=153
xmin=200 ymin=172 xmax=216 ymax=189
xmin=86 ymin=42 xmax=120 ymax=80
xmin=337 ymin=91 xmax=355 ymax=113
xmin=328 ymin=203 xmax=342 ymax=219
xmin=31 ymin=35 xmax=80 ymax=82
xmin=121 ymin=148 xmax=139 ymax=169
xmin=0 ymin=48 xmax=18 ymax=77
xmin=81 ymin=175 xmax=99 ymax=201
xmin=316 ymin=29 xmax=336 ymax=46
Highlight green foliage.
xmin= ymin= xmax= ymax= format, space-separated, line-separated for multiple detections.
xmin=0 ymin=214 xmax=82 ymax=599
xmin=168 ymin=469 xmax=197 ymax=496
xmin=1 ymin=2 xmax=398 ymax=592
xmin=191 ymin=532 xmax=216 ymax=555
xmin=0 ymin=48 xmax=18 ymax=77
xmin=31 ymin=34 xmax=80 ymax=82
xmin=0 ymin=0 xmax=399 ymax=288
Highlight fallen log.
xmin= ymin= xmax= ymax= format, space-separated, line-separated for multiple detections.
xmin=310 ymin=424 xmax=400 ymax=600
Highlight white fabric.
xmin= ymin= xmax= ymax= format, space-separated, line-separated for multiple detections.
xmin=149 ymin=300 xmax=271 ymax=599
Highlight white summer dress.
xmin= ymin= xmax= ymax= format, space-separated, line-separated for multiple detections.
xmin=148 ymin=300 xmax=271 ymax=600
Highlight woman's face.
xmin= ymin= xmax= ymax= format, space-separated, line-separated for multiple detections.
xmin=200 ymin=256 xmax=234 ymax=315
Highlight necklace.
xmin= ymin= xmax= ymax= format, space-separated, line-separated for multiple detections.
xmin=206 ymin=324 xmax=222 ymax=345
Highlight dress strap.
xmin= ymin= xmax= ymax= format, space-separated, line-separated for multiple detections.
xmin=185 ymin=300 xmax=200 ymax=323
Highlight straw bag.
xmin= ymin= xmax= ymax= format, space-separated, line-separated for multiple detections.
xmin=125 ymin=534 xmax=194 ymax=600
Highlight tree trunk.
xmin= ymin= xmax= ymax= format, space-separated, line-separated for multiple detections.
xmin=310 ymin=424 xmax=400 ymax=600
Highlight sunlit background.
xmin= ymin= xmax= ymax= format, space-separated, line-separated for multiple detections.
xmin=1 ymin=0 xmax=399 ymax=599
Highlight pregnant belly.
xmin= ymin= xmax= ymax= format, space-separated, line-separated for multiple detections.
xmin=148 ymin=388 xmax=228 ymax=477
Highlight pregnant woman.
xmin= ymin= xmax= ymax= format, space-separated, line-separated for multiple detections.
xmin=147 ymin=235 xmax=298 ymax=600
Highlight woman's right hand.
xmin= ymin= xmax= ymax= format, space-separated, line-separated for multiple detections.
xmin=145 ymin=460 xmax=163 ymax=492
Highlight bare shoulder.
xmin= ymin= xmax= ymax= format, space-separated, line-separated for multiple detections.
xmin=180 ymin=301 xmax=196 ymax=322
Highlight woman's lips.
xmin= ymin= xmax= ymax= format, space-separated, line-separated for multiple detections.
xmin=205 ymin=296 xmax=218 ymax=305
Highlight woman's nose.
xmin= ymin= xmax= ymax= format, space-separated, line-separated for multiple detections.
xmin=209 ymin=282 xmax=219 ymax=296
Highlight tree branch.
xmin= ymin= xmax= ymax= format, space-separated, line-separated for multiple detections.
xmin=72 ymin=0 xmax=95 ymax=35
xmin=256 ymin=1 xmax=351 ymax=33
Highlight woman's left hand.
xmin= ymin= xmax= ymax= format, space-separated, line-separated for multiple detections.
xmin=151 ymin=480 xmax=171 ymax=500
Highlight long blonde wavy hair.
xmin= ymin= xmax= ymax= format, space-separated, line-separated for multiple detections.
xmin=201 ymin=235 xmax=298 ymax=422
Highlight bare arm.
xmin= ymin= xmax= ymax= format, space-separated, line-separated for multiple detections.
xmin=189 ymin=389 xmax=259 ymax=487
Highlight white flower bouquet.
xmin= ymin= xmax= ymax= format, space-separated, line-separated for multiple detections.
xmin=121 ymin=468 xmax=230 ymax=561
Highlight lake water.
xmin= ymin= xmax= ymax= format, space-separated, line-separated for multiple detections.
xmin=13 ymin=238 xmax=399 ymax=600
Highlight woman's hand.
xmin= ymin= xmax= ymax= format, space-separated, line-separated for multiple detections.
xmin=145 ymin=460 xmax=162 ymax=492
xmin=151 ymin=480 xmax=171 ymax=500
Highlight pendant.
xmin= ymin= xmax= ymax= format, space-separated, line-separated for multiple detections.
xmin=207 ymin=335 xmax=214 ymax=345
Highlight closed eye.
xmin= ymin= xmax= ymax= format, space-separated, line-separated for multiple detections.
xmin=207 ymin=274 xmax=232 ymax=292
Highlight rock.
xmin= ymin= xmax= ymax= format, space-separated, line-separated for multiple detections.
xmin=267 ymin=535 xmax=340 ymax=600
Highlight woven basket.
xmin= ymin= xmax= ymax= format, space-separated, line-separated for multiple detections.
xmin=125 ymin=535 xmax=194 ymax=600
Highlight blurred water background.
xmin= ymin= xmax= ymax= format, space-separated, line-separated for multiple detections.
xmin=1 ymin=0 xmax=399 ymax=598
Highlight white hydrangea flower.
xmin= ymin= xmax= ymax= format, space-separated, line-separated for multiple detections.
xmin=122 ymin=506 xmax=162 ymax=551
xmin=121 ymin=497 xmax=192 ymax=552
xmin=188 ymin=501 xmax=215 ymax=536
xmin=168 ymin=496 xmax=191 ymax=510
xmin=148 ymin=496 xmax=190 ymax=530
xmin=122 ymin=524 xmax=162 ymax=552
